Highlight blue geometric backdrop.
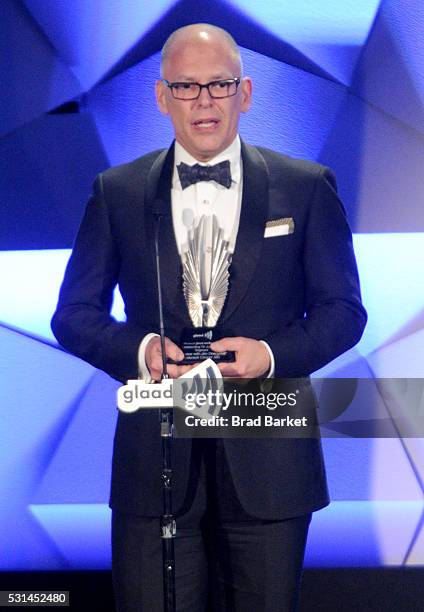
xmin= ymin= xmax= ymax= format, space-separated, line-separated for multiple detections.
xmin=1 ymin=0 xmax=424 ymax=569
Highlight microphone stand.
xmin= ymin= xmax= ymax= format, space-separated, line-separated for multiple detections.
xmin=154 ymin=212 xmax=176 ymax=612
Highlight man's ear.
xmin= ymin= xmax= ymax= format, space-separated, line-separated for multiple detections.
xmin=240 ymin=77 xmax=252 ymax=113
xmin=155 ymin=80 xmax=169 ymax=115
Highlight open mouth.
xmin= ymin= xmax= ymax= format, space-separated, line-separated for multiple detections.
xmin=192 ymin=118 xmax=219 ymax=128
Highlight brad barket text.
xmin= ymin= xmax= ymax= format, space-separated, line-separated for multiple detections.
xmin=184 ymin=415 xmax=309 ymax=427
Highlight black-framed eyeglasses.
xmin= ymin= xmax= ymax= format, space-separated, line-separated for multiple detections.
xmin=162 ymin=78 xmax=241 ymax=100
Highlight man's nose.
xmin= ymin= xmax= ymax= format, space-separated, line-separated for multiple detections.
xmin=196 ymin=85 xmax=214 ymax=106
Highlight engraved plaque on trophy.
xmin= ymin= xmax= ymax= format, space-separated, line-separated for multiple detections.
xmin=178 ymin=214 xmax=235 ymax=365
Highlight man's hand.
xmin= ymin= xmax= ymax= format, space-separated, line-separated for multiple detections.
xmin=211 ymin=337 xmax=271 ymax=378
xmin=145 ymin=336 xmax=195 ymax=380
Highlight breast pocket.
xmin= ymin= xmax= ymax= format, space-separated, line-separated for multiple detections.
xmin=260 ymin=231 xmax=302 ymax=288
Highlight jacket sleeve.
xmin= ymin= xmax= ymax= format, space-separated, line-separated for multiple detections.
xmin=51 ymin=174 xmax=149 ymax=382
xmin=264 ymin=167 xmax=367 ymax=377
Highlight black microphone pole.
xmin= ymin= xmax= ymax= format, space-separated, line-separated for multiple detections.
xmin=154 ymin=207 xmax=176 ymax=612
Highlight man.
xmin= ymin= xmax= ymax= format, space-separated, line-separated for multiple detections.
xmin=52 ymin=24 xmax=366 ymax=611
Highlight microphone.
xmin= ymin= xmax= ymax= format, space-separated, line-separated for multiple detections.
xmin=151 ymin=197 xmax=177 ymax=612
xmin=153 ymin=199 xmax=169 ymax=379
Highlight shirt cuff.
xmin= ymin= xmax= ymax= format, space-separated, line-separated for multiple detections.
xmin=138 ymin=333 xmax=160 ymax=382
xmin=259 ymin=340 xmax=275 ymax=378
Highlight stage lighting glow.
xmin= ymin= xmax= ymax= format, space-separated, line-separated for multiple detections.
xmin=29 ymin=504 xmax=111 ymax=569
xmin=230 ymin=0 xmax=380 ymax=44
xmin=230 ymin=0 xmax=380 ymax=84
xmin=305 ymin=501 xmax=424 ymax=566
xmin=0 ymin=249 xmax=125 ymax=342
xmin=22 ymin=0 xmax=178 ymax=89
xmin=352 ymin=233 xmax=424 ymax=358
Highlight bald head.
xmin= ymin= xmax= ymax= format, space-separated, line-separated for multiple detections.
xmin=160 ymin=24 xmax=242 ymax=78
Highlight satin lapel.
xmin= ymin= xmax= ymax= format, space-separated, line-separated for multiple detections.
xmin=144 ymin=143 xmax=189 ymax=327
xmin=220 ymin=141 xmax=269 ymax=324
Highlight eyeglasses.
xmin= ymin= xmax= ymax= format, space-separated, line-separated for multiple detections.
xmin=162 ymin=78 xmax=241 ymax=100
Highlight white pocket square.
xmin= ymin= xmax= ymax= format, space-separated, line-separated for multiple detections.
xmin=264 ymin=217 xmax=294 ymax=238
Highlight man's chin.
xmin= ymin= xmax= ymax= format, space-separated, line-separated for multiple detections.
xmin=188 ymin=137 xmax=229 ymax=162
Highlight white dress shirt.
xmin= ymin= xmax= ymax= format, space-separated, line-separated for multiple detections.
xmin=138 ymin=136 xmax=275 ymax=381
xmin=171 ymin=136 xmax=242 ymax=253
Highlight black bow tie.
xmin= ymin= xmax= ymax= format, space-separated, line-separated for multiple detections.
xmin=177 ymin=160 xmax=232 ymax=190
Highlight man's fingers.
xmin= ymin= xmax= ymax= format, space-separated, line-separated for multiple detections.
xmin=149 ymin=337 xmax=184 ymax=361
xmin=146 ymin=336 xmax=185 ymax=380
xmin=164 ymin=337 xmax=184 ymax=362
xmin=210 ymin=337 xmax=242 ymax=352
xmin=217 ymin=362 xmax=240 ymax=377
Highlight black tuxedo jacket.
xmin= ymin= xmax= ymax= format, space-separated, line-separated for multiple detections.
xmin=52 ymin=141 xmax=366 ymax=519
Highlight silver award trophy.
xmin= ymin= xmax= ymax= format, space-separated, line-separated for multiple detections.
xmin=179 ymin=214 xmax=235 ymax=364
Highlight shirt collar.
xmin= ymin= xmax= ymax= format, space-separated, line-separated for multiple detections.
xmin=173 ymin=135 xmax=241 ymax=188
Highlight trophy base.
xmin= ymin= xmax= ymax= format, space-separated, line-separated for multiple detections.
xmin=169 ymin=327 xmax=235 ymax=365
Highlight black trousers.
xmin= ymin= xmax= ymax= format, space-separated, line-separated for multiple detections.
xmin=112 ymin=440 xmax=311 ymax=612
